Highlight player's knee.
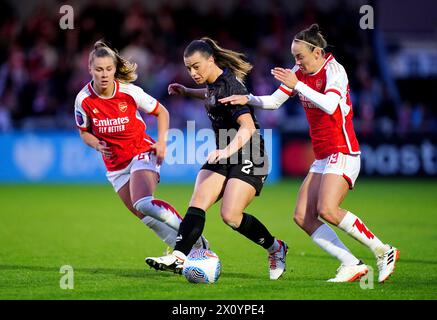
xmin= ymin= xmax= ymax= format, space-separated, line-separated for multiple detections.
xmin=293 ymin=213 xmax=313 ymax=233
xmin=293 ymin=209 xmax=305 ymax=227
xmin=220 ymin=209 xmax=241 ymax=229
xmin=317 ymin=204 xmax=336 ymax=224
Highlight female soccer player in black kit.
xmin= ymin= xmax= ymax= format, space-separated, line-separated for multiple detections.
xmin=146 ymin=38 xmax=288 ymax=280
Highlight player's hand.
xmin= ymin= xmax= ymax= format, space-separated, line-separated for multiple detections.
xmin=218 ymin=95 xmax=249 ymax=105
xmin=168 ymin=83 xmax=187 ymax=96
xmin=271 ymin=67 xmax=299 ymax=89
xmin=207 ymin=149 xmax=230 ymax=164
xmin=151 ymin=141 xmax=167 ymax=165
xmin=96 ymin=141 xmax=112 ymax=158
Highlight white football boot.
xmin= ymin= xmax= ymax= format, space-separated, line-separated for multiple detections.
xmin=145 ymin=250 xmax=186 ymax=275
xmin=327 ymin=261 xmax=369 ymax=282
xmin=268 ymin=240 xmax=288 ymax=280
xmin=377 ymin=245 xmax=400 ymax=283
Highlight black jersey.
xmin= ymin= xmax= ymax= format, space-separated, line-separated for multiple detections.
xmin=204 ymin=68 xmax=266 ymax=167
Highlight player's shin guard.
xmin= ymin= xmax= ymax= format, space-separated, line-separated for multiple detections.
xmin=141 ymin=216 xmax=177 ymax=248
xmin=174 ymin=207 xmax=206 ymax=256
xmin=234 ymin=213 xmax=275 ymax=249
xmin=134 ymin=196 xmax=182 ymax=231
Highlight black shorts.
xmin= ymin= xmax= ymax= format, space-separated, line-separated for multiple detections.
xmin=201 ymin=161 xmax=268 ymax=196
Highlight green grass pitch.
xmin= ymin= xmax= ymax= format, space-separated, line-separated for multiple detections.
xmin=1 ymin=179 xmax=436 ymax=300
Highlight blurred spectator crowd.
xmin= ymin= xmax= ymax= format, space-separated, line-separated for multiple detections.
xmin=0 ymin=0 xmax=436 ymax=137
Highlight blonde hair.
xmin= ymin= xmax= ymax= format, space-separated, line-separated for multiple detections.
xmin=184 ymin=37 xmax=253 ymax=83
xmin=89 ymin=40 xmax=138 ymax=83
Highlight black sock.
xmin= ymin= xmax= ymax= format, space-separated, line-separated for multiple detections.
xmin=234 ymin=212 xmax=275 ymax=249
xmin=174 ymin=207 xmax=206 ymax=255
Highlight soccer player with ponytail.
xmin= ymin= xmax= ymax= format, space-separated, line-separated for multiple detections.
xmin=219 ymin=25 xmax=399 ymax=283
xmin=74 ymin=40 xmax=208 ymax=258
xmin=146 ymin=38 xmax=288 ymax=280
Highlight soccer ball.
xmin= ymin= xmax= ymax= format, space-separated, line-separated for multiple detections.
xmin=182 ymin=249 xmax=221 ymax=284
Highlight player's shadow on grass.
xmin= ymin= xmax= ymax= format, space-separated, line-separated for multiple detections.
xmin=0 ymin=264 xmax=180 ymax=279
xmin=219 ymin=272 xmax=265 ymax=280
xmin=0 ymin=265 xmax=266 ymax=280
xmin=297 ymin=253 xmax=437 ymax=266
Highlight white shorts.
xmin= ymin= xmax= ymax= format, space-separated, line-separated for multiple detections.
xmin=309 ymin=152 xmax=361 ymax=188
xmin=106 ymin=152 xmax=160 ymax=193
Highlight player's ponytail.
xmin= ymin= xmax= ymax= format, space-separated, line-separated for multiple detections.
xmin=294 ymin=24 xmax=328 ymax=52
xmin=89 ymin=40 xmax=138 ymax=83
xmin=184 ymin=37 xmax=253 ymax=83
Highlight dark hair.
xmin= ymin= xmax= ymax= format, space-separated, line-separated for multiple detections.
xmin=294 ymin=24 xmax=328 ymax=51
xmin=183 ymin=37 xmax=253 ymax=82
xmin=89 ymin=40 xmax=138 ymax=83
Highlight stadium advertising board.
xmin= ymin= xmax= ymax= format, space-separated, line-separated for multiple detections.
xmin=0 ymin=130 xmax=280 ymax=183
xmin=281 ymin=134 xmax=437 ymax=177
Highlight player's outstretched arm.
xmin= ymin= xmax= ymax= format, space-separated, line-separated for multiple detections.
xmin=218 ymin=67 xmax=297 ymax=109
xmin=168 ymin=83 xmax=207 ymax=100
xmin=218 ymin=95 xmax=249 ymax=106
xmin=219 ymin=88 xmax=290 ymax=110
xmin=272 ymin=67 xmax=340 ymax=115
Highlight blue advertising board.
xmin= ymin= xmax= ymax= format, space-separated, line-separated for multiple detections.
xmin=0 ymin=130 xmax=280 ymax=184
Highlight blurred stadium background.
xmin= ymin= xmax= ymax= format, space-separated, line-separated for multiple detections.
xmin=1 ymin=0 xmax=437 ymax=300
xmin=0 ymin=0 xmax=436 ymax=183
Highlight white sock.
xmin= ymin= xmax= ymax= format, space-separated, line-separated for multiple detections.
xmin=311 ymin=224 xmax=360 ymax=266
xmin=337 ymin=211 xmax=389 ymax=256
xmin=141 ymin=216 xmax=177 ymax=248
xmin=267 ymin=239 xmax=280 ymax=254
xmin=134 ymin=196 xmax=182 ymax=231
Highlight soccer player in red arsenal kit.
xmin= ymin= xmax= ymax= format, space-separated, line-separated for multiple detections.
xmin=219 ymin=24 xmax=399 ymax=283
xmin=74 ymin=41 xmax=208 ymax=258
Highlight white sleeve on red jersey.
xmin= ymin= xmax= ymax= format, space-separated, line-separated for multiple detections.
xmin=247 ymin=65 xmax=298 ymax=110
xmin=293 ymin=61 xmax=349 ymax=115
xmin=294 ymin=81 xmax=341 ymax=115
xmin=122 ymin=83 xmax=159 ymax=114
xmin=324 ymin=61 xmax=348 ymax=97
xmin=247 ymin=89 xmax=290 ymax=110
xmin=74 ymin=90 xmax=90 ymax=131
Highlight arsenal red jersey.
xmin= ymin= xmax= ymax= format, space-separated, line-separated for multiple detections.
xmin=74 ymin=80 xmax=159 ymax=171
xmin=279 ymin=53 xmax=360 ymax=159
